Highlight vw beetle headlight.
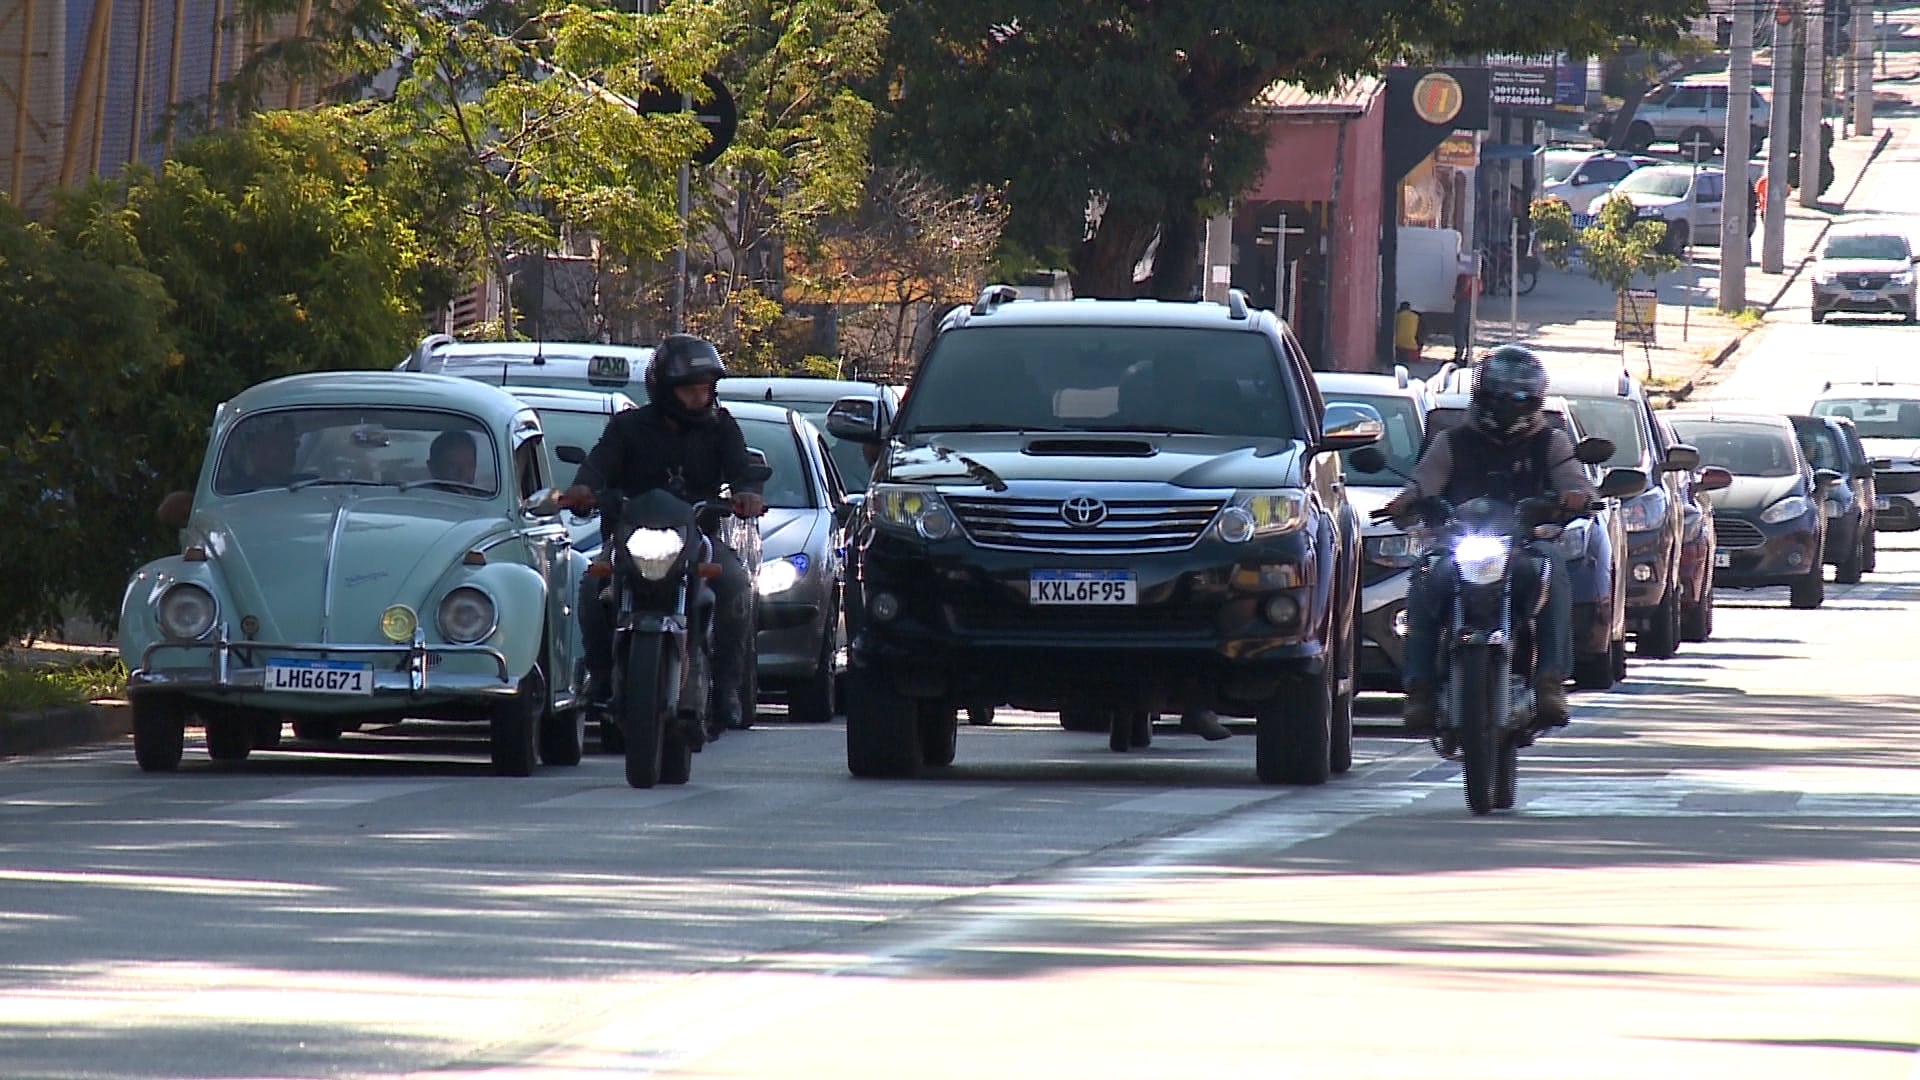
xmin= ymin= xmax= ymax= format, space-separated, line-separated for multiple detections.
xmin=437 ymin=586 xmax=497 ymax=644
xmin=869 ymin=485 xmax=957 ymax=541
xmin=1452 ymin=534 xmax=1511 ymax=586
xmin=1760 ymin=495 xmax=1812 ymax=524
xmin=1217 ymin=489 xmax=1309 ymax=543
xmin=624 ymin=526 xmax=686 ymax=580
xmin=157 ymin=583 xmax=217 ymax=640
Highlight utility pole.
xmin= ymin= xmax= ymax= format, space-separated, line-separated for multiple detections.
xmin=1855 ymin=0 xmax=1874 ymax=135
xmin=1802 ymin=0 xmax=1826 ymax=206
xmin=1721 ymin=0 xmax=1756 ymax=310
xmin=1763 ymin=3 xmax=1795 ymax=273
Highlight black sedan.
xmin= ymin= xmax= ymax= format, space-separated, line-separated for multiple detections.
xmin=1667 ymin=412 xmax=1840 ymax=610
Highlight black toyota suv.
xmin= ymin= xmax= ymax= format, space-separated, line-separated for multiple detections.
xmin=825 ymin=286 xmax=1379 ymax=785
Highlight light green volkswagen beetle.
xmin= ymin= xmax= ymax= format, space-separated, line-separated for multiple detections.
xmin=122 ymin=372 xmax=590 ymax=776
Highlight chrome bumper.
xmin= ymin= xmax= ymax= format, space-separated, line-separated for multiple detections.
xmin=129 ymin=626 xmax=514 ymax=697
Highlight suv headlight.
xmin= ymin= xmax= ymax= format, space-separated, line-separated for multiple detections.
xmin=1760 ymin=495 xmax=1812 ymax=524
xmin=1453 ymin=534 xmax=1511 ymax=586
xmin=1813 ymin=269 xmax=1836 ymax=285
xmin=1215 ymin=490 xmax=1309 ymax=543
xmin=1894 ymin=271 xmax=1914 ymax=285
xmin=1364 ymin=533 xmax=1419 ymax=569
xmin=437 ymin=586 xmax=497 ymax=643
xmin=1621 ymin=489 xmax=1667 ymax=533
xmin=157 ymin=583 xmax=218 ymax=640
xmin=869 ymin=484 xmax=958 ymax=541
xmin=624 ymin=526 xmax=686 ymax=580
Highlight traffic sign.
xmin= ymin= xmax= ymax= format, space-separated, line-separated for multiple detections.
xmin=635 ymin=71 xmax=738 ymax=167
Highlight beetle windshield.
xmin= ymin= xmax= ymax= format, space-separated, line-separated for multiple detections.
xmin=214 ymin=408 xmax=499 ymax=496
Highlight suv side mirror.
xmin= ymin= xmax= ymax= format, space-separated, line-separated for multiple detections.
xmin=1663 ymin=444 xmax=1702 ymax=472
xmin=1852 ymin=460 xmax=1876 ymax=479
xmin=157 ymin=490 xmax=193 ymax=528
xmin=1598 ymin=467 xmax=1649 ymax=500
xmin=825 ymin=396 xmax=883 ymax=445
xmin=1573 ymin=173 xmax=1590 ymax=186
xmin=1694 ymin=465 xmax=1733 ymax=493
xmin=1317 ymin=402 xmax=1384 ymax=454
xmin=834 ymin=491 xmax=864 ymax=525
xmin=1574 ymin=436 xmax=1616 ymax=466
xmin=1347 ymin=446 xmax=1389 ymax=474
xmin=742 ymin=447 xmax=774 ymax=486
xmin=1813 ymin=468 xmax=1842 ymax=488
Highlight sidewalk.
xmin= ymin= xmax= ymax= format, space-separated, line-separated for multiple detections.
xmin=1415 ymin=37 xmax=1920 ymax=405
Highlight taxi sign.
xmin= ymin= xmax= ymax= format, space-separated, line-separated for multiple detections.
xmin=587 ymin=355 xmax=631 ymax=385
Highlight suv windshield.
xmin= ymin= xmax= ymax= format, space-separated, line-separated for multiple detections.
xmin=1616 ymin=169 xmax=1692 ymax=199
xmin=1821 ymin=234 xmax=1912 ymax=261
xmin=1669 ymin=421 xmax=1798 ymax=478
xmin=215 ymin=408 xmax=499 ymax=496
xmin=1329 ymin=393 xmax=1422 ymax=484
xmin=902 ymin=327 xmax=1296 ymax=440
xmin=1812 ymin=397 xmax=1920 ymax=438
xmin=1562 ymin=396 xmax=1649 ymax=468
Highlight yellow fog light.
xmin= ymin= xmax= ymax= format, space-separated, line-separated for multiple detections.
xmin=380 ymin=604 xmax=418 ymax=643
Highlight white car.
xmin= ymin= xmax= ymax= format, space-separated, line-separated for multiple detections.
xmin=1811 ymin=381 xmax=1920 ymax=532
xmin=1808 ymin=225 xmax=1920 ymax=324
xmin=1543 ymin=149 xmax=1641 ymax=215
xmin=1591 ymin=164 xmax=1730 ymax=253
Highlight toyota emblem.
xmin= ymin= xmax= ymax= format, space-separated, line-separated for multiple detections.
xmin=1060 ymin=495 xmax=1108 ymax=528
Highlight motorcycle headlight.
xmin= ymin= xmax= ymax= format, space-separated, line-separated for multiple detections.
xmin=1761 ymin=495 xmax=1812 ymax=524
xmin=157 ymin=583 xmax=218 ymax=640
xmin=869 ymin=484 xmax=958 ymax=541
xmin=624 ymin=526 xmax=686 ymax=580
xmin=1452 ymin=534 xmax=1511 ymax=586
xmin=1364 ymin=533 xmax=1419 ymax=568
xmin=1216 ymin=489 xmax=1309 ymax=543
xmin=756 ymin=553 xmax=809 ymax=596
xmin=1621 ymin=489 xmax=1668 ymax=533
xmin=437 ymin=586 xmax=497 ymax=644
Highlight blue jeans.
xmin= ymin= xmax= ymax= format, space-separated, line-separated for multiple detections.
xmin=1402 ymin=547 xmax=1572 ymax=687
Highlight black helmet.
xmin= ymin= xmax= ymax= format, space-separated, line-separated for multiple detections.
xmin=1469 ymin=345 xmax=1548 ymax=442
xmin=645 ymin=334 xmax=727 ymax=425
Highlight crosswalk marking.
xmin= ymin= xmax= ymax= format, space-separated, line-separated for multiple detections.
xmin=0 ymin=784 xmax=158 ymax=814
xmin=213 ymin=781 xmax=449 ymax=812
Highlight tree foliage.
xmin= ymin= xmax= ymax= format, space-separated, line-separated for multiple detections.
xmin=878 ymin=0 xmax=1710 ymax=299
xmin=1531 ymin=195 xmax=1679 ymax=297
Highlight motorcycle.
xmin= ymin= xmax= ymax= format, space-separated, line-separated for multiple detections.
xmin=1349 ymin=436 xmax=1644 ymax=814
xmin=574 ymin=456 xmax=771 ymax=789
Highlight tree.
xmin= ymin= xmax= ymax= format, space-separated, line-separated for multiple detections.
xmin=1531 ymin=195 xmax=1679 ymax=378
xmin=877 ymin=0 xmax=1710 ymax=300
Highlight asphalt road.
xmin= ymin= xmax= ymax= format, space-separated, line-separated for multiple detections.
xmin=8 ymin=114 xmax=1920 ymax=1080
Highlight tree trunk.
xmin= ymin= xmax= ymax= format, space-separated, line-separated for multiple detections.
xmin=1071 ymin=206 xmax=1157 ymax=299
xmin=1147 ymin=199 xmax=1203 ymax=301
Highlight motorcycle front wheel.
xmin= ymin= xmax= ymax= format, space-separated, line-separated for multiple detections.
xmin=621 ymin=633 xmax=677 ymax=789
xmin=1452 ymin=644 xmax=1506 ymax=816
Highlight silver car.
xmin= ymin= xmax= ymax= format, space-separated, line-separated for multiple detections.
xmin=726 ymin=401 xmax=852 ymax=723
xmin=1810 ymin=225 xmax=1920 ymax=324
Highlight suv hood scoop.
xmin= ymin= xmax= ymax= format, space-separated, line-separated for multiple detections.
xmin=1022 ymin=437 xmax=1157 ymax=457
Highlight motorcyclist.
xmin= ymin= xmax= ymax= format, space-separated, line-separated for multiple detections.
xmin=1381 ymin=345 xmax=1595 ymax=733
xmin=563 ymin=334 xmax=767 ymax=730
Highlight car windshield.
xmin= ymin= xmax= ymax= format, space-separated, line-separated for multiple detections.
xmin=1811 ymin=397 xmax=1920 ymax=438
xmin=532 ymin=408 xmax=614 ymax=489
xmin=755 ymin=400 xmax=874 ymax=494
xmin=734 ymin=416 xmax=815 ymax=509
xmin=902 ymin=327 xmax=1296 ymax=440
xmin=1328 ymin=393 xmax=1422 ymax=485
xmin=1562 ymin=396 xmax=1649 ymax=468
xmin=1544 ymin=153 xmax=1583 ymax=184
xmin=1822 ymin=234 xmax=1911 ymax=261
xmin=214 ymin=407 xmax=499 ymax=497
xmin=1670 ymin=422 xmax=1798 ymax=477
xmin=1797 ymin=426 xmax=1846 ymax=471
xmin=1616 ymin=169 xmax=1692 ymax=199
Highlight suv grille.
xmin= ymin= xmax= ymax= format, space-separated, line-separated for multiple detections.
xmin=1839 ymin=272 xmax=1890 ymax=289
xmin=1714 ymin=515 xmax=1766 ymax=549
xmin=944 ymin=496 xmax=1224 ymax=553
xmin=1875 ymin=469 xmax=1920 ymax=495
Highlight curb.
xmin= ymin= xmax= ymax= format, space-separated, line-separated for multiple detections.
xmin=1665 ymin=122 xmax=1897 ymax=406
xmin=0 ymin=701 xmax=131 ymax=759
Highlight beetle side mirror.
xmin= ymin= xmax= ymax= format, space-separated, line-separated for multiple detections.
xmin=521 ymin=488 xmax=564 ymax=517
xmin=1598 ymin=467 xmax=1649 ymax=500
xmin=1663 ymin=444 xmax=1702 ymax=472
xmin=1574 ymin=436 xmax=1616 ymax=466
xmin=156 ymin=490 xmax=193 ymax=529
xmin=1695 ymin=465 xmax=1733 ymax=493
xmin=825 ymin=396 xmax=884 ymax=445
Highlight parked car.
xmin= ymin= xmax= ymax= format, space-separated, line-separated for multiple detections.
xmin=828 ymin=286 xmax=1376 ymax=784
xmin=1590 ymin=164 xmax=1734 ymax=253
xmin=724 ymin=401 xmax=853 ymax=724
xmin=1421 ymin=392 xmax=1630 ymax=690
xmin=1589 ymin=79 xmax=1771 ymax=154
xmin=123 ymin=372 xmax=593 ymax=775
xmin=718 ymin=377 xmax=904 ymax=495
xmin=498 ymin=386 xmax=636 ymax=556
xmin=1791 ymin=413 xmax=1877 ymax=582
xmin=1667 ymin=411 xmax=1836 ymax=609
xmin=1811 ymin=380 xmax=1920 ymax=533
xmin=1657 ymin=413 xmax=1725 ymax=643
xmin=1313 ymin=366 xmax=1433 ymax=694
xmin=399 ymin=334 xmax=654 ymax=394
xmin=1808 ymin=224 xmax=1920 ymax=324
xmin=1542 ymin=148 xmax=1643 ymax=215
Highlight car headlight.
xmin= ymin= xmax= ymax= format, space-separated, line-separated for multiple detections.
xmin=869 ymin=484 xmax=958 ymax=541
xmin=437 ymin=586 xmax=497 ymax=643
xmin=1894 ymin=271 xmax=1914 ymax=285
xmin=756 ymin=553 xmax=809 ymax=596
xmin=1760 ymin=495 xmax=1812 ymax=524
xmin=624 ymin=526 xmax=686 ymax=580
xmin=1813 ymin=270 xmax=1836 ymax=285
xmin=156 ymin=583 xmax=218 ymax=640
xmin=1621 ymin=489 xmax=1667 ymax=533
xmin=1364 ymin=532 xmax=1419 ymax=568
xmin=1452 ymin=534 xmax=1511 ymax=586
xmin=1216 ymin=489 xmax=1309 ymax=543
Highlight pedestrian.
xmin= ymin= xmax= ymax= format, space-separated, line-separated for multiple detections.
xmin=1452 ymin=250 xmax=1479 ymax=363
xmin=1395 ymin=301 xmax=1421 ymax=367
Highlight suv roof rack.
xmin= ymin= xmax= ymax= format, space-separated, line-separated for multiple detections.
xmin=971 ymin=284 xmax=1021 ymax=315
xmin=1225 ymin=288 xmax=1250 ymax=321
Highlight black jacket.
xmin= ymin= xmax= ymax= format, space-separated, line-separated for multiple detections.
xmin=574 ymin=404 xmax=764 ymax=505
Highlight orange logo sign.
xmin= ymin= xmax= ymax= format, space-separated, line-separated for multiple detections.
xmin=1411 ymin=72 xmax=1464 ymax=126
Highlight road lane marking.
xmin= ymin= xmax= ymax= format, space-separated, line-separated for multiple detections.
xmin=214 ymin=782 xmax=449 ymax=812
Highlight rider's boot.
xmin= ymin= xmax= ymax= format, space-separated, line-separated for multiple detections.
xmin=1533 ymin=673 xmax=1569 ymax=730
xmin=1402 ymin=680 xmax=1437 ymax=734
